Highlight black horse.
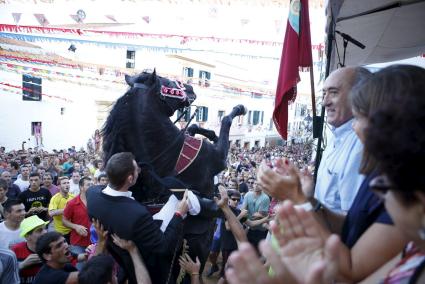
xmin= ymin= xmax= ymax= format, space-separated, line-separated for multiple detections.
xmin=102 ymin=71 xmax=246 ymax=281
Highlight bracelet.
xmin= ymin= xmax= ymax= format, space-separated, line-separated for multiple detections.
xmin=191 ymin=272 xmax=199 ymax=276
xmin=294 ymin=201 xmax=313 ymax=211
xmin=175 ymin=211 xmax=183 ymax=218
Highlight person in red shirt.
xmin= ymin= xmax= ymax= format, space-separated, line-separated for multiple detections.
xmin=63 ymin=176 xmax=93 ymax=270
xmin=11 ymin=215 xmax=48 ymax=284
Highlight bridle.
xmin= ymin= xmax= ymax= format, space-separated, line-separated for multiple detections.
xmin=132 ymin=80 xmax=198 ymax=167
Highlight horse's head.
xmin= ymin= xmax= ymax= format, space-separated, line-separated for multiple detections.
xmin=125 ymin=70 xmax=196 ymax=117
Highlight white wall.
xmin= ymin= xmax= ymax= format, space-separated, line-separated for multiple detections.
xmin=0 ymin=69 xmax=125 ymax=151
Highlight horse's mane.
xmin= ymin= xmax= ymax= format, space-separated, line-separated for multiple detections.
xmin=102 ymin=72 xmax=160 ymax=163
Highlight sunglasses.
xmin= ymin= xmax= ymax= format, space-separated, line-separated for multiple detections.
xmin=369 ymin=175 xmax=393 ymax=196
xmin=231 ymin=198 xmax=240 ymax=202
xmin=247 ymin=181 xmax=255 ymax=184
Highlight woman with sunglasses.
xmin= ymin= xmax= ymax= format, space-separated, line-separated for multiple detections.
xmin=226 ymin=65 xmax=425 ymax=284
xmin=361 ymin=66 xmax=425 ymax=283
xmin=254 ymin=65 xmax=425 ymax=282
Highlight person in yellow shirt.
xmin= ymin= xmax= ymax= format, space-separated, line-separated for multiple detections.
xmin=48 ymin=176 xmax=74 ymax=242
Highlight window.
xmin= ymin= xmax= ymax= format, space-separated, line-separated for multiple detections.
xmin=183 ymin=67 xmax=194 ymax=83
xmin=217 ymin=110 xmax=225 ymax=122
xmin=177 ymin=107 xmax=191 ymax=122
xmin=126 ymin=50 xmax=135 ymax=68
xmin=22 ymin=74 xmax=42 ymax=101
xmin=198 ymin=70 xmax=211 ymax=87
xmin=31 ymin=122 xmax=42 ymax=135
xmin=253 ymin=111 xmax=261 ymax=125
xmin=301 ymin=105 xmax=307 ymax=117
xmin=237 ymin=115 xmax=244 ymax=126
xmin=183 ymin=67 xmax=194 ymax=77
xmin=269 ymin=118 xmax=274 ymax=130
xmin=196 ymin=106 xmax=208 ymax=122
xmin=251 ymin=110 xmax=263 ymax=126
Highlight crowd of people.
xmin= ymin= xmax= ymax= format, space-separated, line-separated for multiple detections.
xmin=0 ymin=63 xmax=424 ymax=284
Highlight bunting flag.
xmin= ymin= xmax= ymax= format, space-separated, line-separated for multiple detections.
xmin=0 ymin=23 xmax=322 ymax=48
xmin=273 ymin=0 xmax=312 ymax=140
xmin=105 ymin=15 xmax=117 ymax=22
xmin=34 ymin=14 xmax=49 ymax=26
xmin=0 ymin=81 xmax=72 ymax=102
xmin=12 ymin=13 xmax=22 ymax=24
xmin=70 ymin=14 xmax=82 ymax=23
xmin=0 ymin=32 xmax=288 ymax=60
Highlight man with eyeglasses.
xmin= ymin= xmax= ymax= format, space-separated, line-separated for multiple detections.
xmin=219 ymin=189 xmax=246 ymax=278
xmin=246 ymin=177 xmax=255 ymax=191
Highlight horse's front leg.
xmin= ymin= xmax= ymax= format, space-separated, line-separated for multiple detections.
xmin=187 ymin=124 xmax=218 ymax=143
xmin=215 ymin=105 xmax=247 ymax=158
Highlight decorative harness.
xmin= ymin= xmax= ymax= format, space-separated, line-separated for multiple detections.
xmin=175 ymin=135 xmax=203 ymax=175
xmin=133 ymin=80 xmax=202 ymax=175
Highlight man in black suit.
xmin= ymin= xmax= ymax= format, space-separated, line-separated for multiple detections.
xmin=86 ymin=152 xmax=189 ymax=284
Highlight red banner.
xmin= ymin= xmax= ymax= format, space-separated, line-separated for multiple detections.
xmin=273 ymin=0 xmax=313 ymax=140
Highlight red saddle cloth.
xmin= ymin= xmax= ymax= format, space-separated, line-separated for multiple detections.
xmin=175 ymin=135 xmax=203 ymax=175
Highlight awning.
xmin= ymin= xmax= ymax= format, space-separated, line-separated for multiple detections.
xmin=326 ymin=0 xmax=425 ymax=70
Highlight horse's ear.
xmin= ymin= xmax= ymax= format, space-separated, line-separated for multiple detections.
xmin=125 ymin=74 xmax=135 ymax=87
xmin=146 ymin=69 xmax=157 ymax=85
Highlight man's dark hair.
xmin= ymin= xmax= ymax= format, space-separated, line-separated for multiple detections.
xmin=0 ymin=178 xmax=7 ymax=190
xmin=33 ymin=156 xmax=41 ymax=166
xmin=29 ymin=172 xmax=40 ymax=178
xmin=78 ymin=254 xmax=114 ymax=284
xmin=3 ymin=199 xmax=22 ymax=213
xmin=11 ymin=161 xmax=19 ymax=170
xmin=36 ymin=231 xmax=63 ymax=263
xmin=228 ymin=190 xmax=241 ymax=199
xmin=93 ymin=159 xmax=102 ymax=169
xmin=105 ymin=152 xmax=135 ymax=188
xmin=43 ymin=172 xmax=53 ymax=179
xmin=97 ymin=173 xmax=107 ymax=182
xmin=79 ymin=176 xmax=92 ymax=188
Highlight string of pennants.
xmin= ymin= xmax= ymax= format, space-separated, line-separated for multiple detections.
xmin=0 ymin=24 xmax=325 ymax=50
xmin=0 ymin=81 xmax=73 ymax=102
xmin=0 ymin=59 xmax=124 ymax=88
xmin=0 ymin=62 xmax=122 ymax=90
xmin=0 ymin=32 xmax=283 ymax=60
xmin=0 ymin=58 xmax=275 ymax=97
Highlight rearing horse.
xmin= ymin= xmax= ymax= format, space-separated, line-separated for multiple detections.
xmin=102 ymin=71 xmax=246 ymax=280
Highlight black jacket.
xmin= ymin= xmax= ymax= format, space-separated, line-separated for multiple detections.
xmin=86 ymin=186 xmax=183 ymax=284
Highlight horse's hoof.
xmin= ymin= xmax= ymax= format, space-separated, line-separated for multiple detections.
xmin=187 ymin=124 xmax=199 ymax=136
xmin=233 ymin=105 xmax=247 ymax=116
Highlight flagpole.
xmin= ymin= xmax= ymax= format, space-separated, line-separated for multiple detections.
xmin=313 ymin=13 xmax=334 ymax=183
xmin=310 ymin=65 xmax=316 ymax=118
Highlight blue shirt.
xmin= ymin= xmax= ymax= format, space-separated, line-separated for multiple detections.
xmin=314 ymin=119 xmax=364 ymax=212
xmin=242 ymin=191 xmax=270 ymax=219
